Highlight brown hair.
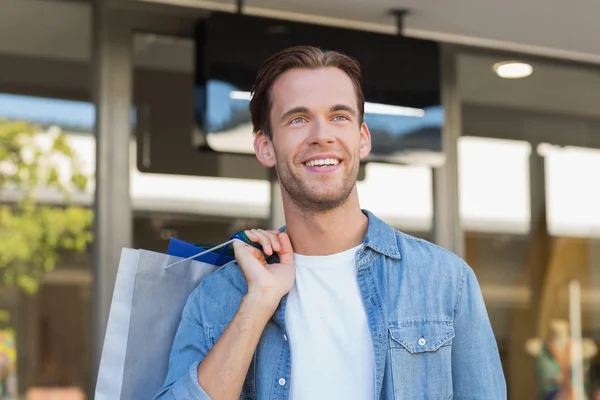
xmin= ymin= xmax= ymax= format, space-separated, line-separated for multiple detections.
xmin=249 ymin=45 xmax=365 ymax=139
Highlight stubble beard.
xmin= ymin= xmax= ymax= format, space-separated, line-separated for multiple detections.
xmin=275 ymin=158 xmax=360 ymax=214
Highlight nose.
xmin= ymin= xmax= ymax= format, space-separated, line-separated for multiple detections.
xmin=308 ymin=117 xmax=335 ymax=145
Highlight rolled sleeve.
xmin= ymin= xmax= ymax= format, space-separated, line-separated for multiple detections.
xmin=170 ymin=362 xmax=212 ymax=400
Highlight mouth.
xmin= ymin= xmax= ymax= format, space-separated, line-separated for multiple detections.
xmin=303 ymin=158 xmax=340 ymax=168
xmin=302 ymin=157 xmax=342 ymax=173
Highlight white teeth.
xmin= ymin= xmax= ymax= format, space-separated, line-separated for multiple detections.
xmin=304 ymin=158 xmax=340 ymax=167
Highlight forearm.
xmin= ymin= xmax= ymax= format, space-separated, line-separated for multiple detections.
xmin=197 ymin=294 xmax=277 ymax=400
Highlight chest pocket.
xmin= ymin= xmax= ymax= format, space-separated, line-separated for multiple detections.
xmin=208 ymin=325 xmax=257 ymax=400
xmin=389 ymin=321 xmax=455 ymax=400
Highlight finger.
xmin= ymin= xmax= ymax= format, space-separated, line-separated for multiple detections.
xmin=243 ymin=230 xmax=270 ymax=252
xmin=249 ymin=229 xmax=277 ymax=255
xmin=248 ymin=229 xmax=271 ymax=255
xmin=232 ymin=241 xmax=264 ymax=281
xmin=275 ymin=232 xmax=294 ymax=266
xmin=245 ymin=229 xmax=281 ymax=250
xmin=244 ymin=230 xmax=260 ymax=242
xmin=232 ymin=240 xmax=265 ymax=265
xmin=258 ymin=229 xmax=282 ymax=252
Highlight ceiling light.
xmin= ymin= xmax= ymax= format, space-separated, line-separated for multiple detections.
xmin=493 ymin=61 xmax=533 ymax=79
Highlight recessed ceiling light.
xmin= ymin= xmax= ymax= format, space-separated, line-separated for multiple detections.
xmin=493 ymin=61 xmax=533 ymax=79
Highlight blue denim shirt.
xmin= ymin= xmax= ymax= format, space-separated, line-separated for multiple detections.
xmin=154 ymin=210 xmax=507 ymax=399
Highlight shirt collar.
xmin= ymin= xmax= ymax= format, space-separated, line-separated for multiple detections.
xmin=361 ymin=209 xmax=401 ymax=260
xmin=275 ymin=209 xmax=401 ymax=260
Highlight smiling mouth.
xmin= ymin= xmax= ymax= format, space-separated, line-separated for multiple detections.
xmin=303 ymin=158 xmax=340 ymax=167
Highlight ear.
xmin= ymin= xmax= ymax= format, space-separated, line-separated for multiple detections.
xmin=253 ymin=130 xmax=277 ymax=168
xmin=359 ymin=122 xmax=372 ymax=160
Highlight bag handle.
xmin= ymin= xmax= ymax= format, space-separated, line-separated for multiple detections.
xmin=164 ymin=238 xmax=242 ymax=270
xmin=164 ymin=226 xmax=286 ymax=270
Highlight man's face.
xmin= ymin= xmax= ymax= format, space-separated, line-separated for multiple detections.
xmin=254 ymin=67 xmax=371 ymax=212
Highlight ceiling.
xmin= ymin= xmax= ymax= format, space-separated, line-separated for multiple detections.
xmin=458 ymin=52 xmax=600 ymax=119
xmin=1 ymin=0 xmax=600 ymax=120
xmin=133 ymin=0 xmax=600 ymax=63
xmin=1 ymin=0 xmax=600 ymax=64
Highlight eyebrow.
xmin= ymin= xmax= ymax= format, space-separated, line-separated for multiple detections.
xmin=330 ymin=104 xmax=357 ymax=116
xmin=279 ymin=104 xmax=357 ymax=122
xmin=280 ymin=106 xmax=309 ymax=123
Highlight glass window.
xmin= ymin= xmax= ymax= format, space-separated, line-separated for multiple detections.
xmin=358 ymin=163 xmax=433 ymax=237
xmin=542 ymin=143 xmax=600 ymax=238
xmin=458 ymin=50 xmax=600 ymax=399
xmin=459 ymin=136 xmax=531 ymax=234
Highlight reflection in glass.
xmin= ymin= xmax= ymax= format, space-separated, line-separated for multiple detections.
xmin=459 ymin=50 xmax=600 ymax=400
xmin=197 ymin=80 xmax=444 ymax=167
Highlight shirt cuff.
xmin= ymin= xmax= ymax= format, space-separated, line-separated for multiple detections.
xmin=171 ymin=362 xmax=212 ymax=400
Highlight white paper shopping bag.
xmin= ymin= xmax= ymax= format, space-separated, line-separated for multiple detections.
xmin=95 ymin=248 xmax=218 ymax=400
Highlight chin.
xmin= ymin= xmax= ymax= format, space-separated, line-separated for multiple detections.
xmin=306 ymin=186 xmax=346 ymax=199
xmin=303 ymin=190 xmax=352 ymax=209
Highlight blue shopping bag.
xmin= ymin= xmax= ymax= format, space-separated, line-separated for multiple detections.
xmin=165 ymin=231 xmax=251 ymax=266
xmin=166 ymin=228 xmax=284 ymax=267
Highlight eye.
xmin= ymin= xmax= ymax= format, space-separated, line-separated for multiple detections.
xmin=290 ymin=117 xmax=306 ymax=124
xmin=333 ymin=115 xmax=350 ymax=121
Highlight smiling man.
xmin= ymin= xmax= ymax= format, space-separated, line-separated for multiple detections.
xmin=154 ymin=46 xmax=506 ymax=400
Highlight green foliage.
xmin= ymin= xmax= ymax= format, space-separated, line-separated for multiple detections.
xmin=0 ymin=118 xmax=93 ymax=294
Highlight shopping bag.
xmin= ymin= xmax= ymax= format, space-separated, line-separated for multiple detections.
xmin=94 ymin=235 xmax=246 ymax=400
xmin=94 ymin=247 xmax=139 ymax=400
xmin=94 ymin=228 xmax=281 ymax=400
xmin=166 ymin=229 xmax=267 ymax=265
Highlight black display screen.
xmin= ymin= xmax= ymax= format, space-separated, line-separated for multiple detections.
xmin=194 ymin=12 xmax=443 ymax=166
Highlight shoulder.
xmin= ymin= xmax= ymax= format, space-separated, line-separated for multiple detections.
xmin=391 ymin=228 xmax=471 ymax=286
xmin=366 ymin=215 xmax=476 ymax=321
xmin=182 ymin=260 xmax=247 ymax=326
xmin=363 ymin=209 xmax=469 ymax=280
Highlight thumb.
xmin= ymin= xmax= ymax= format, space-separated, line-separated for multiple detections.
xmin=232 ymin=240 xmax=264 ymax=264
xmin=275 ymin=232 xmax=294 ymax=266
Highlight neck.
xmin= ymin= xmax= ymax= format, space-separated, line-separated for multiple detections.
xmin=281 ymin=188 xmax=368 ymax=256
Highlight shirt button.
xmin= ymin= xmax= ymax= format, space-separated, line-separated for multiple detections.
xmin=418 ymin=338 xmax=427 ymax=346
xmin=283 ymin=334 xmax=288 ymax=342
xmin=278 ymin=378 xmax=286 ymax=386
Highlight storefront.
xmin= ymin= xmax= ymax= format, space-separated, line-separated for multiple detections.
xmin=455 ymin=49 xmax=600 ymax=398
xmin=0 ymin=0 xmax=599 ymax=398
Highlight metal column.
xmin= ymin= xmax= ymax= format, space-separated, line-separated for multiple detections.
xmin=90 ymin=0 xmax=133 ymax=392
xmin=432 ymin=47 xmax=464 ymax=258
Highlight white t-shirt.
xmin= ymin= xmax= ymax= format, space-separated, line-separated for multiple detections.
xmin=284 ymin=244 xmax=376 ymax=400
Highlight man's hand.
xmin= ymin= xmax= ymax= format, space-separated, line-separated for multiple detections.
xmin=232 ymin=229 xmax=295 ymax=309
xmin=196 ymin=230 xmax=295 ymax=400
